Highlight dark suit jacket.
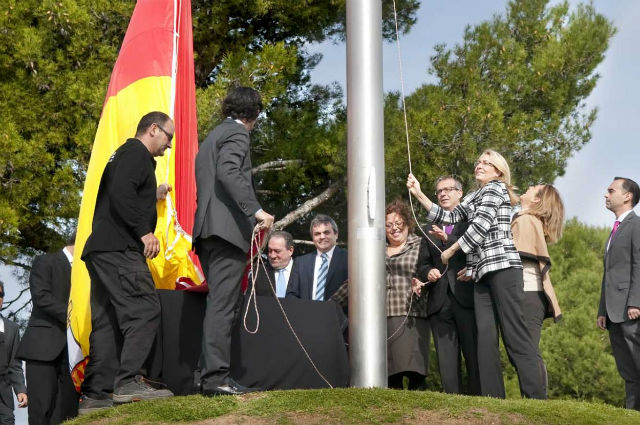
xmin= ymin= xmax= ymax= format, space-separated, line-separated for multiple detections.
xmin=17 ymin=250 xmax=71 ymax=362
xmin=287 ymin=246 xmax=348 ymax=300
xmin=193 ymin=119 xmax=262 ymax=253
xmin=250 ymin=259 xmax=297 ymax=297
xmin=0 ymin=317 xmax=26 ymax=409
xmin=82 ymin=139 xmax=158 ymax=258
xmin=421 ymin=222 xmax=474 ymax=315
xmin=598 ymin=210 xmax=640 ymax=323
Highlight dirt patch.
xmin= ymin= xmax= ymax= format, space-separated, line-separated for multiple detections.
xmin=408 ymin=408 xmax=527 ymax=424
xmin=197 ymin=408 xmax=527 ymax=425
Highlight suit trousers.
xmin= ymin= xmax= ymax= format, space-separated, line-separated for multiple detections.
xmin=26 ymin=350 xmax=78 ymax=425
xmin=83 ymin=250 xmax=160 ymax=398
xmin=431 ymin=289 xmax=481 ymax=395
xmin=0 ymin=378 xmax=13 ymax=425
xmin=521 ymin=291 xmax=549 ymax=397
xmin=609 ymin=319 xmax=640 ymax=410
xmin=197 ymin=236 xmax=246 ymax=389
xmin=474 ymin=267 xmax=545 ymax=399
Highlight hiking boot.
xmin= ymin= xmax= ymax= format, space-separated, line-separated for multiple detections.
xmin=78 ymin=395 xmax=113 ymax=415
xmin=113 ymin=375 xmax=174 ymax=403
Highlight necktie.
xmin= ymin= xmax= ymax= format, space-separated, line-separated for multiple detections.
xmin=611 ymin=220 xmax=620 ymax=238
xmin=276 ymin=269 xmax=286 ymax=298
xmin=445 ymin=225 xmax=454 ymax=235
xmin=315 ymin=253 xmax=329 ymax=301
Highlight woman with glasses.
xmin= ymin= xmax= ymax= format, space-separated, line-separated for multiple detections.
xmin=407 ymin=150 xmax=545 ymax=399
xmin=511 ymin=184 xmax=564 ymax=397
xmin=384 ymin=199 xmax=430 ymax=390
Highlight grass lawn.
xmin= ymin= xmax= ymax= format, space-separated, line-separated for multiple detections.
xmin=65 ymin=388 xmax=640 ymax=425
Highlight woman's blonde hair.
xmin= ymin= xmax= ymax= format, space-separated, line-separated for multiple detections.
xmin=525 ymin=184 xmax=565 ymax=243
xmin=478 ymin=149 xmax=519 ymax=205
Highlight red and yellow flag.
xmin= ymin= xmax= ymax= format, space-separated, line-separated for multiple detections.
xmin=67 ymin=0 xmax=202 ymax=390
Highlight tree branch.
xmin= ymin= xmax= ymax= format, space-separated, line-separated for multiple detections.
xmin=273 ymin=179 xmax=343 ymax=230
xmin=252 ymin=159 xmax=304 ymax=174
xmin=0 ymin=257 xmax=31 ymax=271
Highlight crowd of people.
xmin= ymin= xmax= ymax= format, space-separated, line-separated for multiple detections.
xmin=0 ymin=87 xmax=638 ymax=424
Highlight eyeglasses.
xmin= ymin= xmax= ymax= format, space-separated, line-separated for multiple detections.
xmin=435 ymin=187 xmax=460 ymax=196
xmin=0 ymin=291 xmax=4 ymax=297
xmin=474 ymin=160 xmax=495 ymax=169
xmin=385 ymin=221 xmax=405 ymax=230
xmin=156 ymin=124 xmax=173 ymax=142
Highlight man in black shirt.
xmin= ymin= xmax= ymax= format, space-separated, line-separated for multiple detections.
xmin=79 ymin=111 xmax=174 ymax=413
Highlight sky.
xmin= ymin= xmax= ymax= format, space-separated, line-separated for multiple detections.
xmin=307 ymin=0 xmax=640 ymax=228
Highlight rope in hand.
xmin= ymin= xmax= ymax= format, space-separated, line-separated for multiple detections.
xmin=243 ymin=224 xmax=335 ymax=389
xmin=386 ymin=0 xmax=451 ymax=341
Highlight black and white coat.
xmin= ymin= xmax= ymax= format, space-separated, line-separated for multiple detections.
xmin=426 ymin=180 xmax=522 ymax=281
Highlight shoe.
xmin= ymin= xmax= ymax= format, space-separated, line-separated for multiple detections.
xmin=202 ymin=378 xmax=262 ymax=396
xmin=113 ymin=375 xmax=174 ymax=403
xmin=78 ymin=395 xmax=113 ymax=415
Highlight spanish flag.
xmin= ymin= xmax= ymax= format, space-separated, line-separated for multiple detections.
xmin=67 ymin=0 xmax=202 ymax=390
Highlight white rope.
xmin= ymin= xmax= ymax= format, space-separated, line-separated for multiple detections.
xmin=385 ymin=0 xmax=451 ymax=342
xmin=243 ymin=225 xmax=335 ymax=389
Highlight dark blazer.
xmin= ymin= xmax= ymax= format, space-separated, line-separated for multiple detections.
xmin=598 ymin=210 xmax=640 ymax=323
xmin=287 ymin=246 xmax=348 ymax=300
xmin=17 ymin=250 xmax=71 ymax=362
xmin=421 ymin=222 xmax=474 ymax=315
xmin=193 ymin=119 xmax=262 ymax=253
xmin=0 ymin=317 xmax=26 ymax=409
xmin=82 ymin=139 xmax=157 ymax=258
xmin=250 ymin=259 xmax=297 ymax=297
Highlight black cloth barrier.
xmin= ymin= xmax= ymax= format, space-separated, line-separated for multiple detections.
xmin=149 ymin=290 xmax=349 ymax=395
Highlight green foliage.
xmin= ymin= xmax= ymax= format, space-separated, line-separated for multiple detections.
xmin=384 ymin=0 xmax=615 ymax=198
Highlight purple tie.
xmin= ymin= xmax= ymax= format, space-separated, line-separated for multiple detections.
xmin=445 ymin=225 xmax=454 ymax=235
xmin=611 ymin=220 xmax=620 ymax=238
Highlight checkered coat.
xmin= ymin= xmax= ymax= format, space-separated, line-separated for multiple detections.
xmin=426 ymin=180 xmax=522 ymax=281
xmin=386 ymin=233 xmax=429 ymax=317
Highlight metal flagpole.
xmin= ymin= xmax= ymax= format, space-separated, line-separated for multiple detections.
xmin=346 ymin=0 xmax=387 ymax=388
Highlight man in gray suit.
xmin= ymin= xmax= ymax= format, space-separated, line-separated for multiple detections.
xmin=193 ymin=87 xmax=274 ymax=396
xmin=0 ymin=280 xmax=27 ymax=424
xmin=597 ymin=177 xmax=640 ymax=410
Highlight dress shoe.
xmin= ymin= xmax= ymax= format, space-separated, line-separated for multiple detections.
xmin=202 ymin=379 xmax=262 ymax=396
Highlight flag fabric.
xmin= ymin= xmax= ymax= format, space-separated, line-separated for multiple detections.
xmin=67 ymin=0 xmax=201 ymax=391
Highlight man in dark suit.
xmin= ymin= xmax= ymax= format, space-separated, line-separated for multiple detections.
xmin=251 ymin=231 xmax=297 ymax=297
xmin=80 ymin=111 xmax=175 ymax=411
xmin=17 ymin=234 xmax=78 ymax=424
xmin=194 ymin=87 xmax=274 ymax=396
xmin=287 ymin=214 xmax=348 ymax=301
xmin=597 ymin=177 xmax=640 ymax=410
xmin=0 ymin=280 xmax=27 ymax=424
xmin=422 ymin=176 xmax=480 ymax=395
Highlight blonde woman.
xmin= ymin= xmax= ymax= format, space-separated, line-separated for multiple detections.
xmin=512 ymin=184 xmax=564 ymax=397
xmin=407 ymin=150 xmax=544 ymax=399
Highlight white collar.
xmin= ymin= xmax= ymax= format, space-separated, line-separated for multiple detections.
xmin=63 ymin=247 xmax=73 ymax=265
xmin=317 ymin=245 xmax=336 ymax=260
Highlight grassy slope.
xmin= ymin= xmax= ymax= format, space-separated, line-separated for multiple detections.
xmin=66 ymin=388 xmax=640 ymax=425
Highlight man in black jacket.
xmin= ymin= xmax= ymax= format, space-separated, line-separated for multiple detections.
xmin=17 ymin=234 xmax=78 ymax=424
xmin=193 ymin=87 xmax=274 ymax=396
xmin=79 ymin=111 xmax=174 ymax=412
xmin=422 ymin=176 xmax=480 ymax=395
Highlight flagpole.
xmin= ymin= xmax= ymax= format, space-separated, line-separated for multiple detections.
xmin=346 ymin=0 xmax=387 ymax=388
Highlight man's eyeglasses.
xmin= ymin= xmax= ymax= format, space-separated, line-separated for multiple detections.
xmin=474 ymin=160 xmax=495 ymax=169
xmin=0 ymin=291 xmax=5 ymax=297
xmin=435 ymin=187 xmax=460 ymax=196
xmin=156 ymin=124 xmax=173 ymax=142
xmin=385 ymin=221 xmax=405 ymax=230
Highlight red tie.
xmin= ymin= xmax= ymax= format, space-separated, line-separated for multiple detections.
xmin=611 ymin=220 xmax=620 ymax=238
